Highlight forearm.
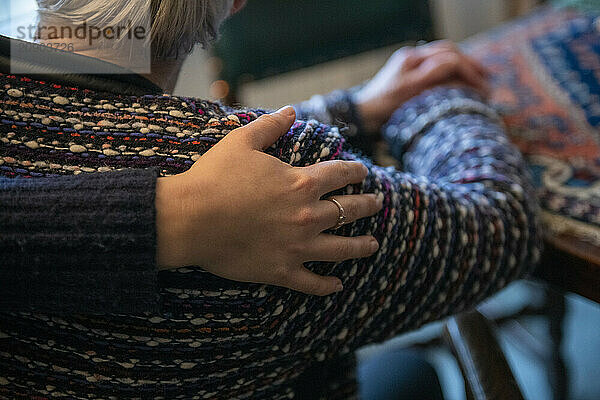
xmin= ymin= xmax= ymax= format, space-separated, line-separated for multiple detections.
xmin=0 ymin=168 xmax=160 ymax=314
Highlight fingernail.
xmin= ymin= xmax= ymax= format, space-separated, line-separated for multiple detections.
xmin=275 ymin=105 xmax=295 ymax=118
xmin=335 ymin=281 xmax=344 ymax=292
xmin=370 ymin=238 xmax=380 ymax=252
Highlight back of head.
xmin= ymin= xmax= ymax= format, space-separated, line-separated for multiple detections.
xmin=36 ymin=0 xmax=234 ymax=59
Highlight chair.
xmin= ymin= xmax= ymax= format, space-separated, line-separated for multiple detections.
xmin=443 ymin=310 xmax=525 ymax=400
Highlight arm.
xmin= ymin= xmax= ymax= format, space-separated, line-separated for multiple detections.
xmin=209 ymin=87 xmax=541 ymax=357
xmin=0 ymin=168 xmax=160 ymax=314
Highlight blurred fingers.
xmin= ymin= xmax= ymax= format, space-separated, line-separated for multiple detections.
xmin=416 ymin=42 xmax=488 ymax=81
xmin=465 ymin=54 xmax=489 ymax=77
xmin=419 ymin=51 xmax=489 ymax=95
xmin=452 ymin=57 xmax=490 ymax=94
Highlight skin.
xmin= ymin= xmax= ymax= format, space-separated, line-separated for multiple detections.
xmin=48 ymin=0 xmax=489 ymax=296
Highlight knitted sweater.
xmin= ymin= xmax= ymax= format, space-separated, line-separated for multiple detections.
xmin=0 ymin=67 xmax=541 ymax=398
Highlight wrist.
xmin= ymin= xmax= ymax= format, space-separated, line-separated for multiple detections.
xmin=356 ymin=102 xmax=385 ymax=134
xmin=156 ymin=174 xmax=192 ymax=270
xmin=354 ymin=84 xmax=425 ymax=134
xmin=352 ymin=92 xmax=385 ymax=134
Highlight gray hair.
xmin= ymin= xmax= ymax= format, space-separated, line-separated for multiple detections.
xmin=36 ymin=0 xmax=234 ymax=59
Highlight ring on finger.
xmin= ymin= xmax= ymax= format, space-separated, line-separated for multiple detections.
xmin=326 ymin=197 xmax=346 ymax=230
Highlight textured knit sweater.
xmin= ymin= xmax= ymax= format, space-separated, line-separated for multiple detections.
xmin=0 ymin=41 xmax=541 ymax=399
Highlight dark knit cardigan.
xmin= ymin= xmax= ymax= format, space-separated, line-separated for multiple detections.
xmin=0 ymin=45 xmax=541 ymax=398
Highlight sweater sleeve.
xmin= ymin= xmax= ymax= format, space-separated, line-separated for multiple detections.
xmin=0 ymin=168 xmax=161 ymax=314
xmin=245 ymin=86 xmax=542 ymax=355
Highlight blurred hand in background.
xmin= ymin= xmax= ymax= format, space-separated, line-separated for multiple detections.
xmin=354 ymin=40 xmax=489 ymax=133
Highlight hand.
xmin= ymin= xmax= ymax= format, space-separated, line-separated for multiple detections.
xmin=354 ymin=40 xmax=489 ymax=132
xmin=156 ymin=106 xmax=382 ymax=296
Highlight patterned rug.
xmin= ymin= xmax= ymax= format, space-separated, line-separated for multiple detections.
xmin=465 ymin=7 xmax=600 ymax=245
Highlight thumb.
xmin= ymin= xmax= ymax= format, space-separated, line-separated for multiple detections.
xmin=237 ymin=106 xmax=296 ymax=150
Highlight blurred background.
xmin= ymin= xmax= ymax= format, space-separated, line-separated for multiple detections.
xmin=174 ymin=0 xmax=540 ymax=107
xmin=172 ymin=2 xmax=600 ymax=400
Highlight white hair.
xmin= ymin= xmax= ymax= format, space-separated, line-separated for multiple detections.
xmin=36 ymin=0 xmax=234 ymax=59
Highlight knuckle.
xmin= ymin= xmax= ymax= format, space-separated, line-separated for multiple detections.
xmin=328 ymin=160 xmax=345 ymax=178
xmin=404 ymin=52 xmax=420 ymax=65
xmin=272 ymin=264 xmax=291 ymax=284
xmin=338 ymin=161 xmax=353 ymax=181
xmin=366 ymin=195 xmax=380 ymax=214
xmin=258 ymin=113 xmax=284 ymax=131
xmin=296 ymin=207 xmax=318 ymax=227
xmin=334 ymin=240 xmax=351 ymax=259
xmin=294 ymin=173 xmax=318 ymax=194
xmin=345 ymin=200 xmax=359 ymax=220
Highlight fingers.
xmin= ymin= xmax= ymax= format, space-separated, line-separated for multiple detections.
xmin=419 ymin=51 xmax=488 ymax=95
xmin=302 ymin=160 xmax=369 ymax=195
xmin=281 ymin=266 xmax=344 ymax=296
xmin=414 ymin=41 xmax=489 ymax=94
xmin=316 ymin=194 xmax=382 ymax=231
xmin=446 ymin=53 xmax=489 ymax=93
xmin=418 ymin=45 xmax=487 ymax=80
xmin=231 ymin=106 xmax=296 ymax=150
xmin=465 ymin=54 xmax=489 ymax=78
xmin=454 ymin=59 xmax=490 ymax=96
xmin=305 ymin=234 xmax=380 ymax=262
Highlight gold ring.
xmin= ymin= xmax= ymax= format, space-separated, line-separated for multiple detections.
xmin=326 ymin=197 xmax=346 ymax=230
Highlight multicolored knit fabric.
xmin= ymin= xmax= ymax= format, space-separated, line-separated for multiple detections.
xmin=0 ymin=66 xmax=541 ymax=398
xmin=464 ymin=7 xmax=600 ymax=244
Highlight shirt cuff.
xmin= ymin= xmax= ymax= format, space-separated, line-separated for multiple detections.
xmin=382 ymin=86 xmax=501 ymax=161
